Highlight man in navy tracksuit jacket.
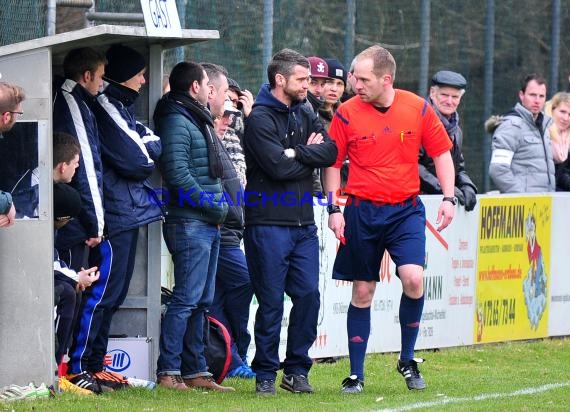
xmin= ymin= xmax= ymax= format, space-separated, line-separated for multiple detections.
xmin=53 ymin=48 xmax=106 ymax=264
xmin=53 ymin=47 xmax=108 ymax=393
xmin=68 ymin=44 xmax=162 ymax=390
xmin=243 ymin=49 xmax=337 ymax=395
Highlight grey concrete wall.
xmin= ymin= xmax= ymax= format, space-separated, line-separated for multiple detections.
xmin=0 ymin=48 xmax=54 ymax=387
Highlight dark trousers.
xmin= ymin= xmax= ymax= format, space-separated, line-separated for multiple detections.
xmin=209 ymin=245 xmax=254 ymax=369
xmin=64 ymin=228 xmax=139 ymax=374
xmin=54 ymin=273 xmax=80 ymax=364
xmin=244 ymin=225 xmax=320 ymax=381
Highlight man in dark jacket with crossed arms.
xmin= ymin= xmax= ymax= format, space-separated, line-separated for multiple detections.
xmin=244 ymin=48 xmax=337 ymax=396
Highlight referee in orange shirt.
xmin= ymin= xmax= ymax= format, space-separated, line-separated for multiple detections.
xmin=323 ymin=45 xmax=456 ymax=393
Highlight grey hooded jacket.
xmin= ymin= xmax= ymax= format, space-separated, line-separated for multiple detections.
xmin=487 ymin=103 xmax=555 ymax=193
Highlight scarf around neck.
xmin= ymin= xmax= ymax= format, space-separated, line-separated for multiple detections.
xmin=169 ymin=90 xmax=224 ymax=178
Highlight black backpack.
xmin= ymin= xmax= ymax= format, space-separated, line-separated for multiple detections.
xmin=203 ymin=314 xmax=232 ymax=383
xmin=161 ymin=287 xmax=232 ymax=383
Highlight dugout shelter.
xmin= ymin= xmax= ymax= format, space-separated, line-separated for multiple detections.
xmin=0 ymin=24 xmax=218 ymax=387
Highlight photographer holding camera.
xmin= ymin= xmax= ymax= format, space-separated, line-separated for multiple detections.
xmin=223 ymin=78 xmax=254 ymax=187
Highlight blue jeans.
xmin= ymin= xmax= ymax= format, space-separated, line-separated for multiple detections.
xmin=209 ymin=245 xmax=254 ymax=369
xmin=157 ymin=219 xmax=220 ymax=377
xmin=244 ymin=225 xmax=320 ymax=381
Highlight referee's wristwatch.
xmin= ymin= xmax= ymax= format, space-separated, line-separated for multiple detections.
xmin=327 ymin=204 xmax=342 ymax=215
xmin=442 ymin=196 xmax=458 ymax=205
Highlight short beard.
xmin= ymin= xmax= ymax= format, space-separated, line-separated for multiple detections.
xmin=283 ymin=86 xmax=305 ymax=105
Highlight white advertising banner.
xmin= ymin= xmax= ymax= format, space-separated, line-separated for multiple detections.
xmin=548 ymin=195 xmax=570 ymax=336
xmin=146 ymin=192 xmax=570 ymax=363
xmin=246 ymin=195 xmax=477 ymax=361
xmin=415 ymin=198 xmax=477 ymax=349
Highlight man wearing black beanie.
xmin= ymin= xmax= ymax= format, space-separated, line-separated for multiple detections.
xmin=103 ymin=44 xmax=147 ymax=85
xmin=65 ymin=43 xmax=162 ymax=391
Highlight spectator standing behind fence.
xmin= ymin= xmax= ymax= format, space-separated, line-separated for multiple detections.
xmin=306 ymin=56 xmax=330 ymax=197
xmin=216 ymin=80 xmax=255 ymax=375
xmin=318 ymin=58 xmax=346 ymax=130
xmin=209 ymin=98 xmax=255 ymax=379
xmin=323 ymin=45 xmax=456 ymax=394
xmin=321 ymin=59 xmax=349 ymax=188
xmin=0 ymin=82 xmax=25 ymax=228
xmin=307 ymin=56 xmax=329 ymax=112
xmin=225 ymin=78 xmax=253 ymax=186
xmin=243 ymin=48 xmax=337 ymax=396
xmin=204 ymin=66 xmax=254 ymax=379
xmin=154 ymin=61 xmax=228 ymax=391
xmin=77 ymin=44 xmax=163 ymax=390
xmin=178 ymin=61 xmax=237 ymax=391
xmin=545 ymin=92 xmax=570 ymax=190
xmin=487 ymin=74 xmax=555 ymax=193
xmin=419 ymin=70 xmax=478 ymax=211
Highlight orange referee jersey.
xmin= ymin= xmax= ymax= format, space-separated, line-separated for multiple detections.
xmin=329 ymin=89 xmax=452 ymax=203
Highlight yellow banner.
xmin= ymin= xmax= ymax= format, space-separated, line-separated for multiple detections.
xmin=475 ymin=197 xmax=550 ymax=343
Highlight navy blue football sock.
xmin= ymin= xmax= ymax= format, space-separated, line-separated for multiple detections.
xmin=399 ymin=293 xmax=424 ymax=361
xmin=347 ymin=304 xmax=371 ymax=381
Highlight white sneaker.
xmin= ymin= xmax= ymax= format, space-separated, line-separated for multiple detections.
xmin=0 ymin=383 xmax=37 ymax=401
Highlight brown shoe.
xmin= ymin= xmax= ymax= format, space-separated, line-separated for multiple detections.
xmin=183 ymin=376 xmax=235 ymax=392
xmin=157 ymin=374 xmax=187 ymax=391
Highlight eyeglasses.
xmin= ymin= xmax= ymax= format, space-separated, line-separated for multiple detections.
xmin=5 ymin=111 xmax=23 ymax=116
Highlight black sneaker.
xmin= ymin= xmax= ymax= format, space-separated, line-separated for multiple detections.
xmin=341 ymin=375 xmax=364 ymax=394
xmin=256 ymin=379 xmax=276 ymax=396
xmin=397 ymin=358 xmax=426 ymax=390
xmin=66 ymin=371 xmax=102 ymax=394
xmin=280 ymin=374 xmax=313 ymax=393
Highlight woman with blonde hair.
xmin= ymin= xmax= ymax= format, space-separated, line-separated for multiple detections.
xmin=548 ymin=92 xmax=570 ymax=189
xmin=548 ymin=92 xmax=570 ymax=164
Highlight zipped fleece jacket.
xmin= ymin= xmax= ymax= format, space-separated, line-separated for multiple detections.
xmin=153 ymin=94 xmax=227 ymax=224
xmin=243 ymin=84 xmax=338 ymax=226
xmin=488 ymin=103 xmax=555 ymax=193
xmin=93 ymin=81 xmax=163 ymax=237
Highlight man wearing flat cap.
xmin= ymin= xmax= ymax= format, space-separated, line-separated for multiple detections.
xmin=419 ymin=70 xmax=478 ymax=211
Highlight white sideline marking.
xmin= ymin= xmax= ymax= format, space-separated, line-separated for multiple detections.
xmin=375 ymin=381 xmax=570 ymax=412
